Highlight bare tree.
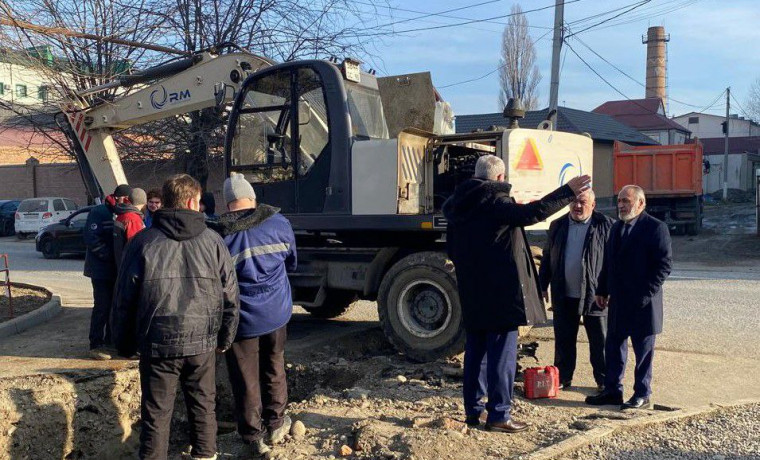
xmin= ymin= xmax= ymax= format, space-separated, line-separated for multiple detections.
xmin=498 ymin=4 xmax=541 ymax=111
xmin=747 ymin=77 xmax=760 ymax=121
xmin=140 ymin=0 xmax=389 ymax=188
xmin=0 ymin=0 xmax=389 ymax=188
xmin=0 ymin=0 xmax=167 ymax=163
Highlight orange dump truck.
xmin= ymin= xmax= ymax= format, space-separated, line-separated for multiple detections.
xmin=614 ymin=141 xmax=704 ymax=235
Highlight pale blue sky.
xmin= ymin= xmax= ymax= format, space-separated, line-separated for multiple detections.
xmin=356 ymin=0 xmax=760 ymax=118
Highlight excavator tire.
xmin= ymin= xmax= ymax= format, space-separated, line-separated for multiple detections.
xmin=377 ymin=251 xmax=465 ymax=362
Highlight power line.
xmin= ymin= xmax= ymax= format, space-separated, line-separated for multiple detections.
xmin=350 ymin=0 xmax=553 ymax=29
xmin=566 ymin=39 xmax=727 ymax=117
xmin=564 ymin=39 xmax=670 ymax=113
xmin=729 ymin=91 xmax=755 ymax=121
xmin=698 ymin=90 xmax=726 ymax=113
xmin=566 ymin=0 xmax=652 ymax=38
xmin=591 ymin=0 xmax=700 ymax=31
xmin=330 ymin=3 xmax=507 ymax=34
xmin=347 ymin=0 xmax=582 ymax=38
xmin=567 ymin=0 xmax=655 ymax=27
xmin=569 ymin=33 xmax=710 ymax=110
xmin=369 ymin=0 xmax=502 ymax=29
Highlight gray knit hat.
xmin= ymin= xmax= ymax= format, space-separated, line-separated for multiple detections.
xmin=223 ymin=172 xmax=256 ymax=204
xmin=129 ymin=187 xmax=147 ymax=206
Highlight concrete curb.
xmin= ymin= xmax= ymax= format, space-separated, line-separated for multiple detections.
xmin=0 ymin=283 xmax=60 ymax=337
xmin=524 ymin=398 xmax=760 ymax=460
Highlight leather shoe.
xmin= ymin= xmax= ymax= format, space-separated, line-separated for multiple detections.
xmin=585 ymin=391 xmax=623 ymax=406
xmin=559 ymin=381 xmax=572 ymax=390
xmin=621 ymin=396 xmax=651 ymax=410
xmin=485 ymin=419 xmax=530 ymax=433
xmin=465 ymin=412 xmax=487 ymax=426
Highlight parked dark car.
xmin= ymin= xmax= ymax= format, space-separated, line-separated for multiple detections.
xmin=35 ymin=206 xmax=93 ymax=259
xmin=0 ymin=200 xmax=21 ymax=236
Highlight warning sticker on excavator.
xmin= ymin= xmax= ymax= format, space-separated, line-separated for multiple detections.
xmin=505 ymin=128 xmax=593 ymax=230
xmin=515 ymin=138 xmax=543 ymax=171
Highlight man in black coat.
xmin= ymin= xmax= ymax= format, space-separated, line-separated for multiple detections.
xmin=539 ymin=189 xmax=614 ymax=391
xmin=83 ymin=183 xmax=131 ymax=360
xmin=586 ymin=185 xmax=672 ymax=410
xmin=112 ymin=174 xmax=240 ymax=460
xmin=443 ymin=154 xmax=591 ymax=433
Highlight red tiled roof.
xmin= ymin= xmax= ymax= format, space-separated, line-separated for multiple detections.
xmin=593 ymin=98 xmax=690 ymax=133
xmin=691 ymin=136 xmax=760 ymax=155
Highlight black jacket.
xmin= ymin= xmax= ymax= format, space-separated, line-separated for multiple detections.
xmin=597 ymin=212 xmax=672 ymax=336
xmin=539 ymin=211 xmax=614 ymax=316
xmin=83 ymin=198 xmax=117 ymax=280
xmin=111 ymin=208 xmax=240 ymax=358
xmin=442 ymin=178 xmax=576 ymax=332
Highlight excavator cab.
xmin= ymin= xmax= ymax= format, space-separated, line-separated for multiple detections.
xmin=226 ymin=59 xmax=387 ymax=217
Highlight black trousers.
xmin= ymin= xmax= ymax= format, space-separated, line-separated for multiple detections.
xmin=553 ymin=297 xmax=607 ymax=386
xmin=139 ymin=351 xmax=217 ymax=460
xmin=89 ymin=278 xmax=115 ymax=349
xmin=225 ymin=326 xmax=288 ymax=443
xmin=605 ymin=332 xmax=656 ymax=398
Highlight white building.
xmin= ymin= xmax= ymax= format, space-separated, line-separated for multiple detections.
xmin=0 ymin=47 xmax=60 ymax=108
xmin=673 ymin=112 xmax=760 ymax=139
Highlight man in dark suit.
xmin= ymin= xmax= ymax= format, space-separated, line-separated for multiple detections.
xmin=539 ymin=189 xmax=614 ymax=391
xmin=586 ymin=185 xmax=672 ymax=410
xmin=443 ymin=154 xmax=591 ymax=433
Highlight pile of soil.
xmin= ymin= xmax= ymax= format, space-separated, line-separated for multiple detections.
xmin=0 ymin=285 xmax=51 ymax=323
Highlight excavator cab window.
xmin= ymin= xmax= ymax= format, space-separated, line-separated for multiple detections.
xmin=229 ymin=67 xmax=329 ymax=182
xmin=229 ymin=69 xmax=294 ymax=182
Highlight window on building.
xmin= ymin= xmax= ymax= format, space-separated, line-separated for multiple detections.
xmin=38 ymin=86 xmax=49 ymax=102
xmin=0 ymin=83 xmax=4 ymax=95
xmin=15 ymin=84 xmax=27 ymax=98
xmin=688 ymin=116 xmax=699 ymax=124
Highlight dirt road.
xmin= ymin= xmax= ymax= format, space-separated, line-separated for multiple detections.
xmin=0 ymin=202 xmax=758 ymax=459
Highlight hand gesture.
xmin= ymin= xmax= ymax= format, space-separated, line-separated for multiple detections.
xmin=566 ymin=175 xmax=592 ymax=196
xmin=595 ymin=295 xmax=609 ymax=310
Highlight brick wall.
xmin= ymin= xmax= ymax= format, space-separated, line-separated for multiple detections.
xmin=0 ymin=157 xmax=226 ymax=207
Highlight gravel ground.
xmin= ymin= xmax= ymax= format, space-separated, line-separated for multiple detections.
xmin=564 ymin=403 xmax=760 ymax=459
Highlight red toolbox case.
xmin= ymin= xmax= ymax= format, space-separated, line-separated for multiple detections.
xmin=524 ymin=366 xmax=560 ymax=399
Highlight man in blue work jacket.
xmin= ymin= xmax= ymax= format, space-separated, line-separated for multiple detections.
xmin=212 ymin=172 xmax=297 ymax=457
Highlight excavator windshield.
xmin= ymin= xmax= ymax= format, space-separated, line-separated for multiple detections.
xmin=228 ymin=66 xmax=329 ymax=181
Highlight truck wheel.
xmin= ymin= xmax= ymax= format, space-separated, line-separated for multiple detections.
xmin=377 ymin=252 xmax=465 ymax=362
xmin=41 ymin=238 xmax=60 ymax=259
xmin=686 ymin=223 xmax=699 ymax=236
xmin=303 ymin=289 xmax=357 ymax=318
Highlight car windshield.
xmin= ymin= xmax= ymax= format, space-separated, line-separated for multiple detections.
xmin=18 ymin=199 xmax=48 ymax=213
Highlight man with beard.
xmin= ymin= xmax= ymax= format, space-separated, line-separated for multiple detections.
xmin=539 ymin=189 xmax=613 ymax=391
xmin=586 ymin=185 xmax=672 ymax=410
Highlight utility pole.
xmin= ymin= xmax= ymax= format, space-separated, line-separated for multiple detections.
xmin=723 ymin=87 xmax=730 ymax=201
xmin=548 ymin=0 xmax=565 ymax=129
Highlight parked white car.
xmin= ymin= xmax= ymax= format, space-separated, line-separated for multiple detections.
xmin=15 ymin=197 xmax=79 ymax=238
